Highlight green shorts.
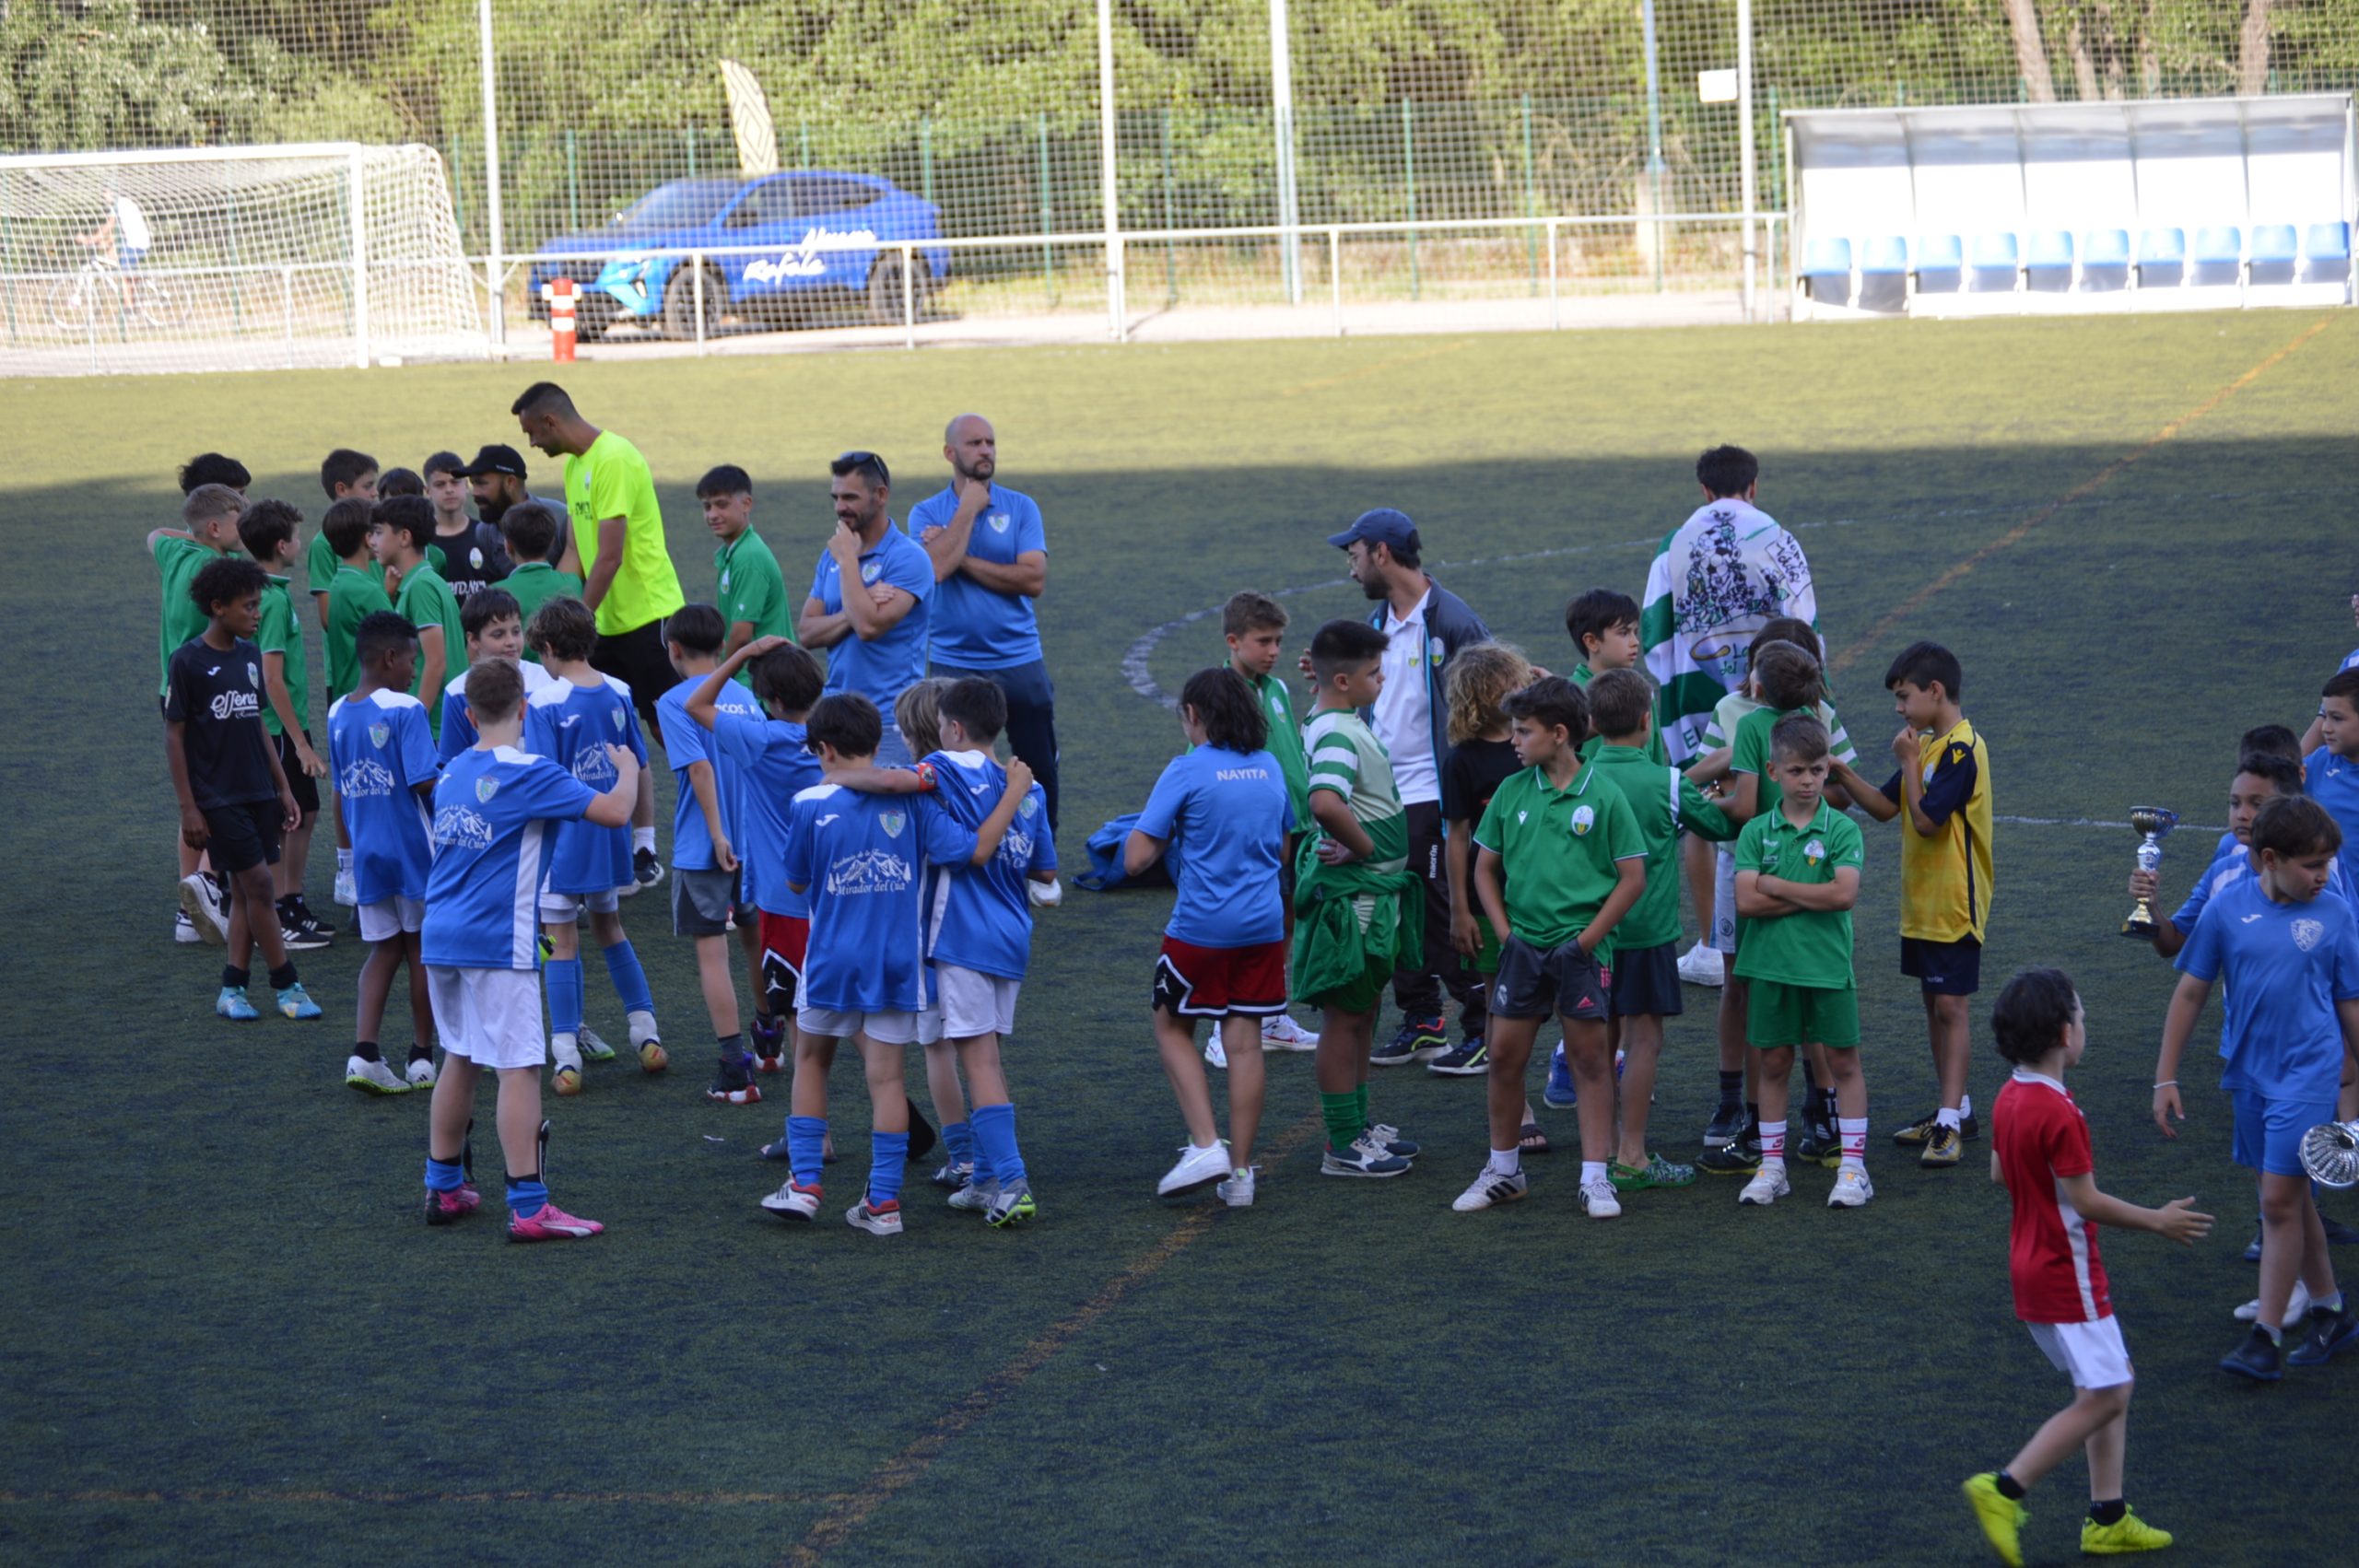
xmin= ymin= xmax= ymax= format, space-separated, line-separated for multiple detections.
xmin=1745 ymin=979 xmax=1860 ymax=1049
xmin=1300 ymin=945 xmax=1392 ymax=1013
xmin=1471 ymin=912 xmax=1503 ymax=977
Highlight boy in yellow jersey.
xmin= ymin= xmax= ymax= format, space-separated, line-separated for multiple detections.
xmin=1836 ymin=640 xmax=1994 ymax=1168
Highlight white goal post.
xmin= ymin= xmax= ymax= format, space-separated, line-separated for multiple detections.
xmin=0 ymin=142 xmax=487 ymax=378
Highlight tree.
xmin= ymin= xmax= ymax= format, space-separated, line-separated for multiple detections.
xmin=2238 ymin=0 xmax=2273 ymax=94
xmin=2002 ymin=0 xmax=2060 ymax=100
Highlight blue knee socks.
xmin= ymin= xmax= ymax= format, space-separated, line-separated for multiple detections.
xmin=869 ymin=1130 xmax=910 ymax=1207
xmin=971 ymin=1102 xmax=1024 ymax=1187
xmin=787 ymin=1115 xmax=827 ymax=1188
xmin=942 ymin=1119 xmax=974 ymax=1171
xmin=545 ymin=956 xmax=582 ymax=1037
xmin=603 ymin=940 xmax=654 ymax=1015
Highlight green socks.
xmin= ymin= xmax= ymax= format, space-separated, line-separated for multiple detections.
xmin=1321 ymin=1090 xmax=1365 ymax=1150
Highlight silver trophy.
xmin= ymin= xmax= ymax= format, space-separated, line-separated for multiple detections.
xmin=2301 ymin=1120 xmax=2359 ymax=1189
xmin=2119 ymin=806 xmax=2178 ymax=939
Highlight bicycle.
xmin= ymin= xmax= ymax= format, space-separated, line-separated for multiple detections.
xmin=49 ymin=247 xmax=185 ymax=333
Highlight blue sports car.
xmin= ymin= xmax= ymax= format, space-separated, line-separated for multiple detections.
xmin=527 ymin=170 xmax=950 ymax=340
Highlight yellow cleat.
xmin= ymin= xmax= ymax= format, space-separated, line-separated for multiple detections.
xmin=1962 ymin=1473 xmax=2027 ymax=1567
xmin=552 ymin=1064 xmax=582 ymax=1097
xmin=2082 ymin=1507 xmax=2173 ymax=1556
xmin=639 ymin=1040 xmax=669 ymax=1074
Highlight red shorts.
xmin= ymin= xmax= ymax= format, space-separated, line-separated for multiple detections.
xmin=1154 ymin=936 xmax=1288 ymax=1019
xmin=758 ymin=912 xmax=810 ymax=1009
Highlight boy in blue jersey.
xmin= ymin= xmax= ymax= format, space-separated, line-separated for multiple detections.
xmin=329 ymin=613 xmax=442 ymax=1094
xmin=2132 ymin=753 xmax=2314 ymax=962
xmin=656 ymin=603 xmax=769 ymax=1105
xmin=795 ymin=451 xmax=934 ymax=766
xmin=2305 ymin=669 xmax=2359 ymax=849
xmin=816 ymin=677 xmax=1059 ymax=1227
xmin=419 ymin=657 xmax=640 ymax=1240
xmin=437 ymin=589 xmax=547 ymax=761
xmin=2154 ymin=796 xmax=2359 ymax=1380
xmin=688 ymin=636 xmax=826 ymax=1080
xmin=523 ymin=597 xmax=663 ymax=1094
xmin=760 ymin=694 xmax=1031 ymax=1237
xmin=1126 ymin=670 xmax=1293 ymax=1206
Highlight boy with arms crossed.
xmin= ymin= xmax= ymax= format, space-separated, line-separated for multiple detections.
xmin=329 ymin=613 xmax=442 ymax=1093
xmin=420 ymin=657 xmax=639 ymax=1240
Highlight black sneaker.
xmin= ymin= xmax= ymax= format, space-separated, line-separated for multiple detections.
xmin=1797 ymin=1117 xmax=1840 ymax=1168
xmin=2288 ymin=1303 xmax=2359 ymax=1366
xmin=1697 ymin=1137 xmax=1762 ymax=1176
xmin=1702 ymin=1102 xmax=1747 ymax=1147
xmin=2219 ymin=1325 xmax=2284 ymax=1382
xmin=1427 ymin=1036 xmax=1489 ymax=1076
xmin=1371 ymin=1015 xmax=1447 ymax=1068
xmin=292 ymin=898 xmax=340 ymax=946
xmin=277 ymin=911 xmax=332 ymax=952
xmin=633 ymin=847 xmax=664 ymax=891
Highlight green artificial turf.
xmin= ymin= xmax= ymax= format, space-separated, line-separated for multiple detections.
xmin=3 ymin=309 xmax=2354 ymax=1565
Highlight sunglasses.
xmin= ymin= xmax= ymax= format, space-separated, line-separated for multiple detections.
xmin=832 ymin=450 xmax=890 ymax=489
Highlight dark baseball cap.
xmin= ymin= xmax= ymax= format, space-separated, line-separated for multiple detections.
xmin=1327 ymin=507 xmax=1416 ymax=551
xmin=456 ymin=443 xmax=527 ymax=479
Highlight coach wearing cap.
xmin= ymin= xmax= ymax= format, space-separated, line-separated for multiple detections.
xmin=511 ymin=380 xmax=687 ymax=738
xmin=1329 ymin=507 xmax=1493 ymax=1064
xmin=456 ymin=443 xmax=576 ymax=568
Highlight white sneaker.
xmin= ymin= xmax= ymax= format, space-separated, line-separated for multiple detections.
xmin=173 ymin=909 xmax=201 ymax=944
xmin=1157 ymin=1140 xmax=1230 ymax=1196
xmin=947 ymin=1177 xmax=998 ymax=1213
xmin=577 ymin=1026 xmax=617 ymax=1063
xmin=1739 ymin=1163 xmax=1791 ymax=1206
xmin=178 ymin=873 xmax=229 ymax=945
xmin=1677 ymin=942 xmax=1724 ymax=988
xmin=760 ymin=1180 xmax=822 ymax=1221
xmin=345 ymin=1056 xmax=412 ymax=1095
xmin=845 ymin=1199 xmax=903 ymax=1235
xmin=1203 ymin=1036 xmax=1227 ymax=1069
xmin=333 ymin=867 xmax=358 ymax=907
xmin=1260 ymin=1012 xmax=1320 ymax=1052
xmin=1578 ymin=1175 xmax=1622 ymax=1219
xmin=1452 ymin=1164 xmax=1529 ymax=1212
xmin=1216 ymin=1166 xmax=1258 ymax=1207
xmin=1027 ymin=876 xmax=1064 ymax=908
xmin=405 ymin=1055 xmax=439 ymax=1088
xmin=2234 ymin=1280 xmax=2313 ymax=1328
xmin=1826 ymin=1166 xmax=1874 ymax=1208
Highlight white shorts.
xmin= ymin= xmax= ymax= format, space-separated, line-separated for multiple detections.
xmin=1709 ymin=846 xmax=1738 ymax=954
xmin=358 ymin=895 xmax=425 ymax=943
xmin=539 ymin=886 xmax=621 ymax=920
xmin=798 ymin=1004 xmax=943 ymax=1048
xmin=2027 ymin=1317 xmax=2133 ymax=1389
xmin=936 ymin=965 xmax=1020 ymax=1040
xmin=426 ymin=966 xmax=546 ymax=1071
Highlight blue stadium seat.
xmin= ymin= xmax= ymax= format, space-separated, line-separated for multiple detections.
xmin=2082 ymin=229 xmax=2131 ymax=265
xmin=2306 ymin=221 xmax=2352 ymax=263
xmin=1969 ymin=233 xmax=2019 ymax=269
xmin=1916 ymin=234 xmax=1964 ymax=270
xmin=1859 ymin=236 xmax=1909 ymax=275
xmin=2138 ymin=228 xmax=2186 ymax=265
xmin=1801 ymin=238 xmax=1852 ymax=278
xmin=2249 ymin=224 xmax=2298 ymax=263
xmin=2192 ymin=226 xmax=2244 ymax=263
xmin=2025 ymin=230 xmax=2074 ymax=270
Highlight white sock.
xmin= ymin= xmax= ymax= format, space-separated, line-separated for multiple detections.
xmin=1959 ymin=1092 xmax=1973 ymax=1119
xmin=1580 ymin=1160 xmax=1607 ymax=1186
xmin=1488 ymin=1146 xmax=1520 ymax=1176
xmin=336 ymin=848 xmax=353 ymax=872
xmin=632 ymin=825 xmax=656 ymax=854
xmin=1936 ymin=1106 xmax=1963 ymax=1129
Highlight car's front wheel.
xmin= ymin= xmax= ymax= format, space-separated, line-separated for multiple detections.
xmin=662 ymin=265 xmax=725 ymax=341
xmin=866 ymin=252 xmax=923 ymax=327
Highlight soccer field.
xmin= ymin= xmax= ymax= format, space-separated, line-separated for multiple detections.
xmin=5 ymin=310 xmax=2355 ymax=1566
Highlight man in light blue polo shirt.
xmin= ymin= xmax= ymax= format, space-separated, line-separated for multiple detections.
xmin=798 ymin=451 xmax=933 ymax=766
xmin=910 ymin=414 xmax=1060 ymax=836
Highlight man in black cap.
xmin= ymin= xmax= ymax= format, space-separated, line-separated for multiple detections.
xmin=458 ymin=444 xmax=575 ymax=571
xmin=1325 ymin=506 xmax=1494 ymax=1069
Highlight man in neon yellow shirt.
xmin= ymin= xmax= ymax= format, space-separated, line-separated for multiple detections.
xmin=511 ymin=381 xmax=686 ymax=744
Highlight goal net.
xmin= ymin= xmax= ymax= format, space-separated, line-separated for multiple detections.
xmin=0 ymin=143 xmax=487 ymax=377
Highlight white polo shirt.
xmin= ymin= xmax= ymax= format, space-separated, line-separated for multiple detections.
xmin=1371 ymin=588 xmax=1438 ymax=806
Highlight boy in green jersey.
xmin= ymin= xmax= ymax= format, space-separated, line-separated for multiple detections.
xmin=151 ymin=482 xmax=247 ymax=942
xmin=1583 ymin=669 xmax=1738 ymax=1189
xmin=1466 ymin=676 xmax=1646 ymax=1219
xmin=1296 ymin=620 xmax=1424 ymax=1179
xmin=308 ymin=448 xmax=379 ymax=630
xmin=320 ymin=496 xmax=394 ymax=908
xmin=495 ymin=501 xmax=581 ymax=660
xmin=239 ymin=498 xmax=335 ymax=952
xmin=1731 ymin=713 xmax=1871 ymax=1211
xmin=1564 ymin=588 xmax=1668 ymax=766
xmin=698 ymin=465 xmax=795 ymax=661
xmin=1225 ymin=591 xmax=1320 ymax=1055
xmin=373 ymin=496 xmax=466 ymax=738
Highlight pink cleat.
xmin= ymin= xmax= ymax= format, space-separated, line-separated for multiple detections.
xmin=507 ymin=1200 xmax=604 ymax=1242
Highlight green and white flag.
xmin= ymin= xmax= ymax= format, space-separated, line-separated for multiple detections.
xmin=1639 ymin=497 xmax=1817 ymax=765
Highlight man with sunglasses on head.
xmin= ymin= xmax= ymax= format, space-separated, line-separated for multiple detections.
xmin=799 ymin=451 xmax=934 ymax=766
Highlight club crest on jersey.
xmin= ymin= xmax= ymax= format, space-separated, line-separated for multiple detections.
xmin=369 ymin=722 xmax=390 ymax=749
xmin=609 ymin=708 xmax=626 ymax=732
xmin=1020 ymin=795 xmax=1039 ymax=818
xmin=469 ymin=546 xmax=485 ymax=569
xmin=1570 ymin=804 xmax=1595 ymax=837
xmin=880 ymin=811 xmax=906 ymax=838
xmin=720 ymin=568 xmax=731 ymax=589
xmin=2294 ymin=919 xmax=2325 ymax=952
xmin=989 ymin=512 xmax=1010 ymax=533
xmin=1803 ymin=837 xmax=1825 ymax=865
xmin=475 ymin=776 xmax=500 ymax=802
xmin=1427 ymin=635 xmax=1444 ymax=667
xmin=247 ymin=662 xmax=260 ymax=687
xmin=861 ymin=559 xmax=883 ymax=585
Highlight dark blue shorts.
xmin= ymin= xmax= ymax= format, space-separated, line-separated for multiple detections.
xmin=1606 ymin=942 xmax=1683 ymax=1019
xmin=1900 ymin=935 xmax=1981 ymax=996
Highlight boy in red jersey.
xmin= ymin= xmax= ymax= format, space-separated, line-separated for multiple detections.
xmin=1962 ymin=968 xmax=2211 ymax=1566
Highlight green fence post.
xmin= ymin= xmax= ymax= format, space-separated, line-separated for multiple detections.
xmin=1521 ymin=92 xmax=1539 ymax=296
xmin=1162 ymin=105 xmax=1178 ymax=306
xmin=800 ymin=122 xmax=811 ymax=168
xmin=1403 ymin=98 xmax=1418 ymax=301
xmin=566 ymin=130 xmax=581 ymax=231
xmin=1039 ymin=111 xmax=1055 ymax=303
xmin=921 ymin=117 xmax=933 ymax=203
xmin=685 ymin=125 xmax=698 ymax=179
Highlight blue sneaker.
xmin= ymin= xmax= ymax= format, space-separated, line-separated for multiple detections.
xmin=216 ymin=987 xmax=259 ymax=1022
xmin=276 ymin=982 xmax=322 ymax=1020
xmin=1543 ymin=1041 xmax=1578 ymax=1109
xmin=2287 ymin=1304 xmax=2359 ymax=1367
